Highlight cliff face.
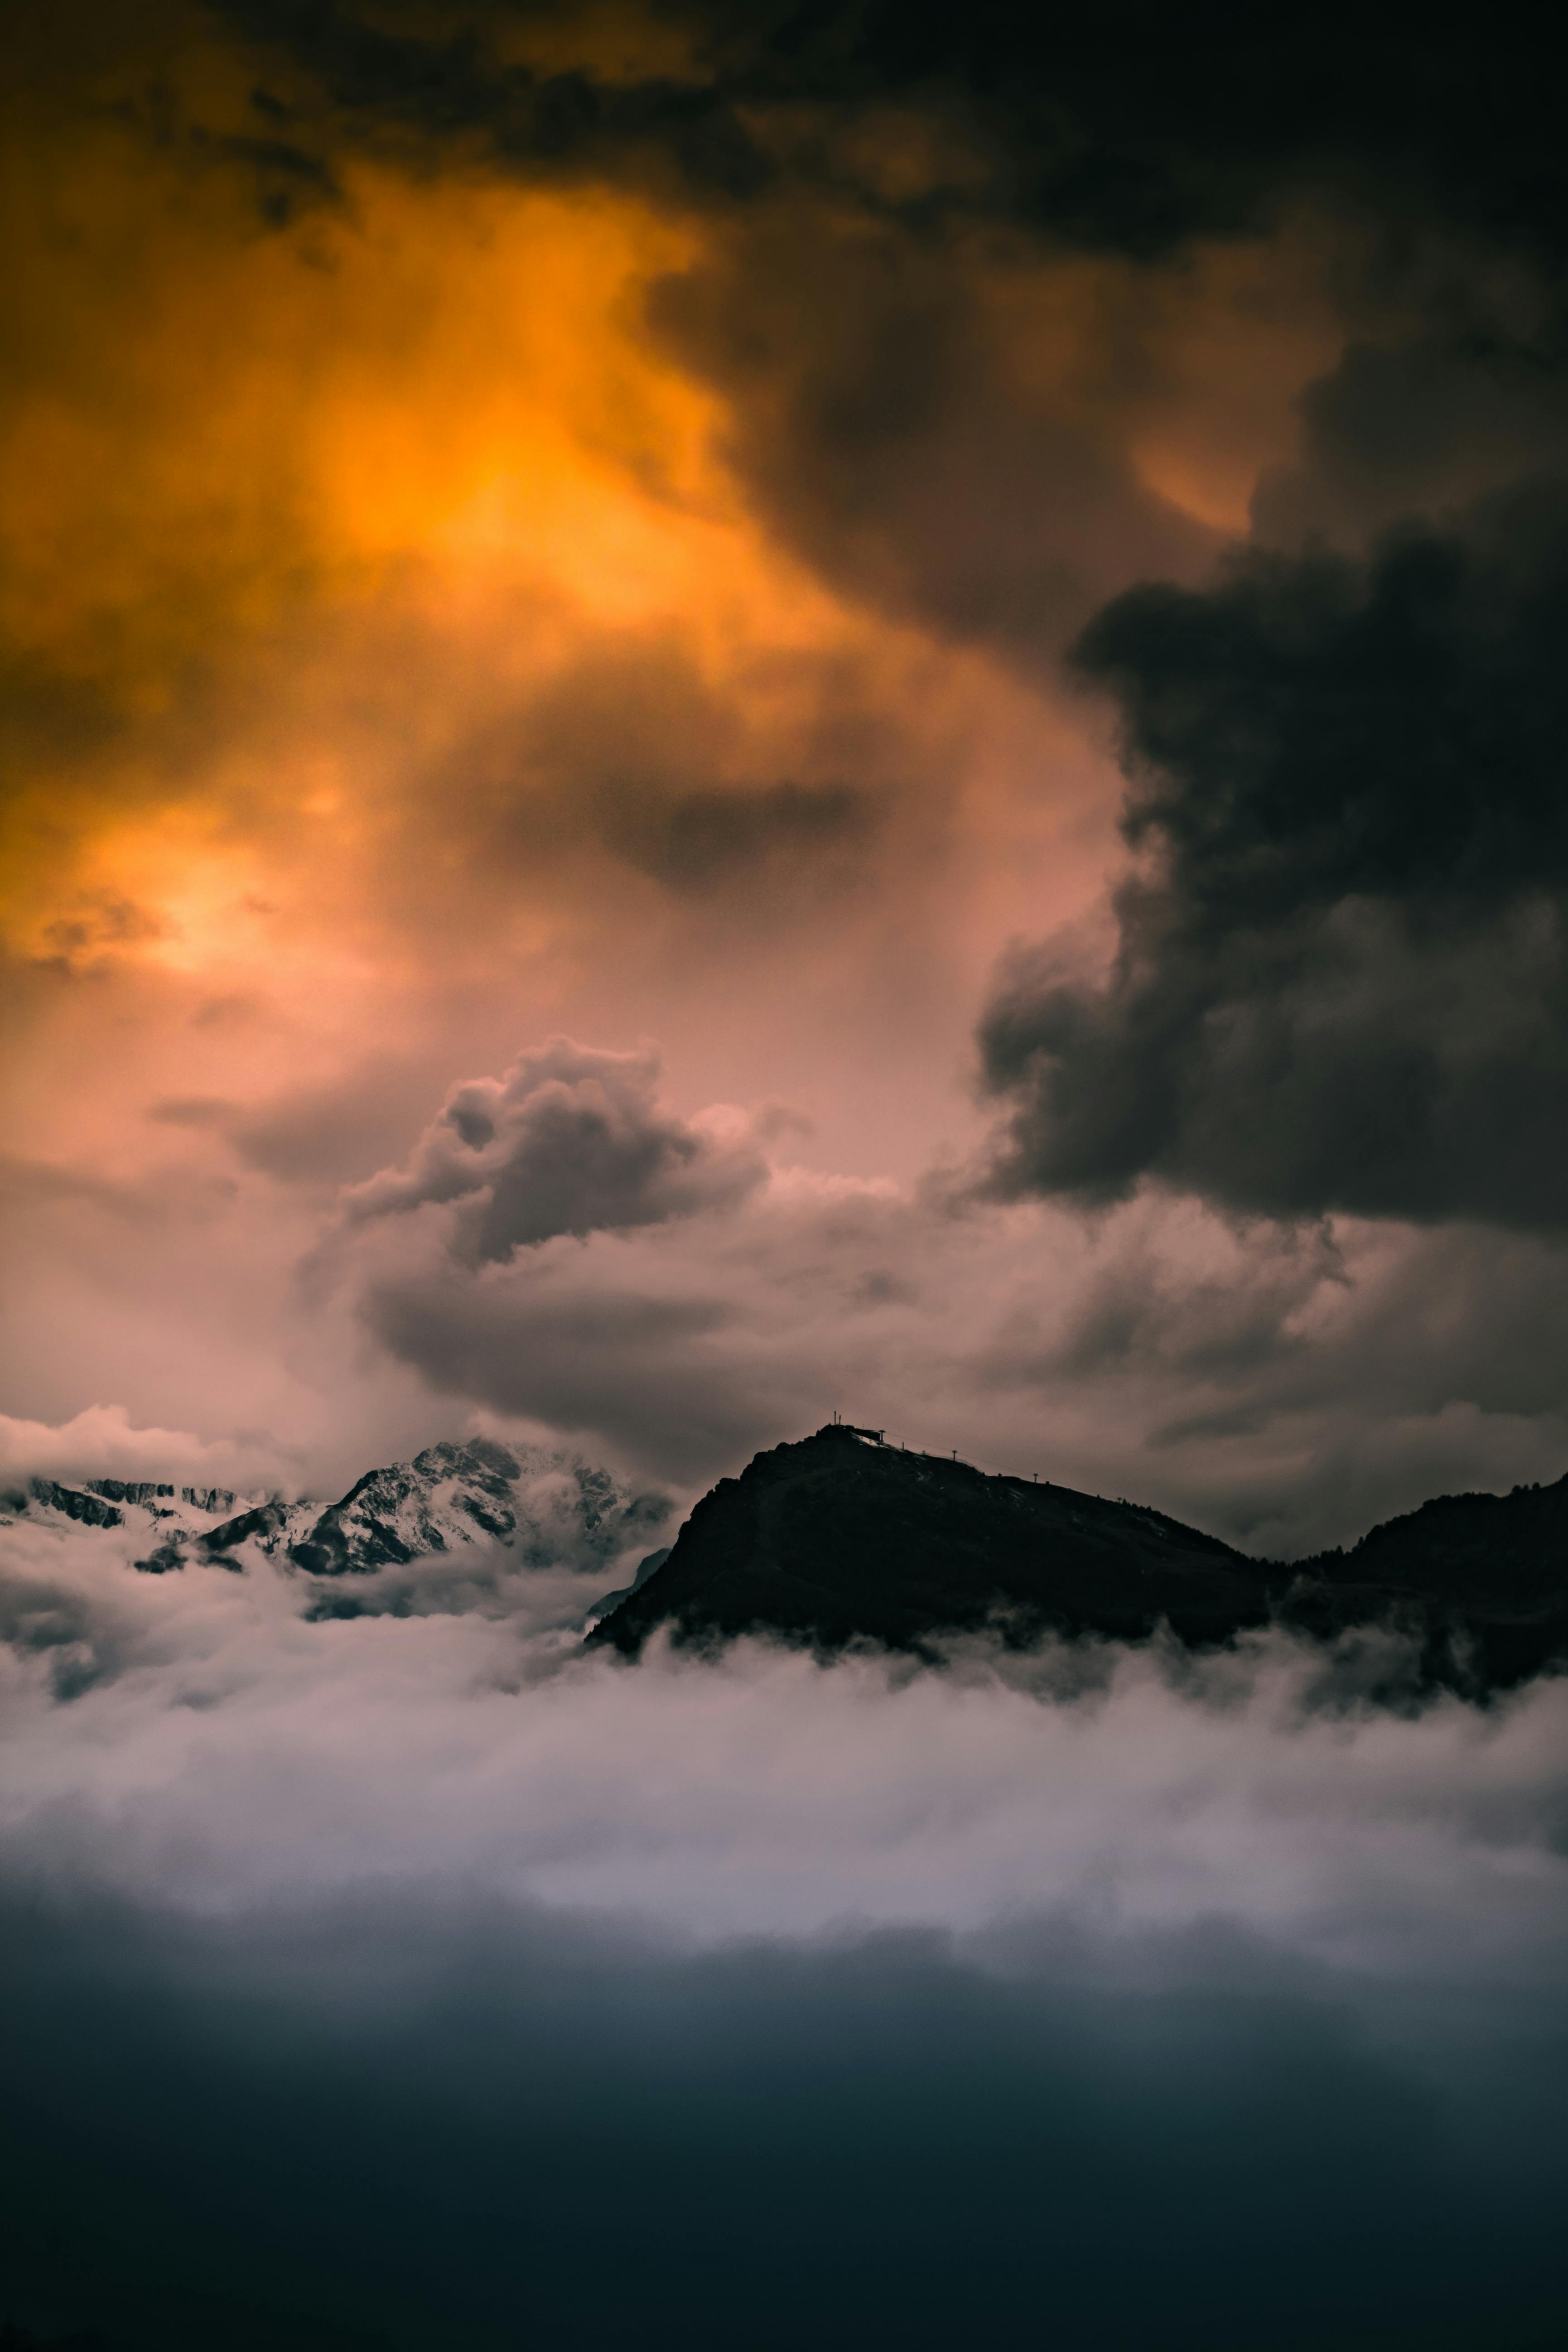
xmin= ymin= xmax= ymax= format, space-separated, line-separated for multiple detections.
xmin=587 ymin=1426 xmax=1568 ymax=1689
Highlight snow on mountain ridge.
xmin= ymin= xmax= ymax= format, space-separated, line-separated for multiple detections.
xmin=5 ymin=1437 xmax=671 ymax=1591
xmin=287 ymin=1436 xmax=667 ymax=1581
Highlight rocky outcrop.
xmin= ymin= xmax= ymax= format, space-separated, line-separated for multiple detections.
xmin=584 ymin=1546 xmax=671 ymax=1626
xmin=200 ymin=1501 xmax=294 ymax=1564
xmin=180 ymin=1485 xmax=238 ymax=1513
xmin=87 ymin=1479 xmax=175 ymax=1506
xmin=27 ymin=1480 xmax=123 ymax=1528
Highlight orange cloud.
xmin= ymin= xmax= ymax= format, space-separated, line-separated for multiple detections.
xmin=0 ymin=10 xmax=1351 ymax=1221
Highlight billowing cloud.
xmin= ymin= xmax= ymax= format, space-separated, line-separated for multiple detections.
xmin=195 ymin=0 xmax=1568 ymax=289
xmin=0 ymin=1403 xmax=288 ymax=1490
xmin=324 ymin=1044 xmax=1568 ymax=1542
xmin=980 ymin=487 xmax=1568 ymax=1229
xmin=414 ymin=628 xmax=902 ymax=911
xmin=343 ymin=1037 xmax=768 ymax=1260
xmin=1256 ymin=332 xmax=1568 ymax=554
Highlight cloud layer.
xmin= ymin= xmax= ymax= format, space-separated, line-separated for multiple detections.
xmin=2 ymin=1513 xmax=1566 ymax=2348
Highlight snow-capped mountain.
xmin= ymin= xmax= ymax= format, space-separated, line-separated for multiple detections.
xmin=4 ymin=1438 xmax=672 ymax=1599
xmin=286 ymin=1437 xmax=669 ymax=1583
xmin=10 ymin=1474 xmax=280 ymax=1569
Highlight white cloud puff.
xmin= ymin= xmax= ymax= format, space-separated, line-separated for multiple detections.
xmin=0 ymin=1403 xmax=290 ymax=1491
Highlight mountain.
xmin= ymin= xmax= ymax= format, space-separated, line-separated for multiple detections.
xmin=586 ymin=1424 xmax=1568 ymax=1691
xmin=586 ymin=1424 xmax=1282 ymax=1658
xmin=1282 ymin=1477 xmax=1568 ymax=1689
xmin=10 ymin=1424 xmax=1565 ymax=1691
xmin=2 ymin=1474 xmax=278 ymax=1570
xmin=582 ymin=1545 xmax=671 ymax=1629
xmin=4 ymin=1438 xmax=670 ymax=1591
xmin=283 ymin=1436 xmax=666 ymax=1582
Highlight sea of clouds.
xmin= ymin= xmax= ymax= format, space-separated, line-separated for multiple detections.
xmin=2 ymin=1507 xmax=1566 ymax=2352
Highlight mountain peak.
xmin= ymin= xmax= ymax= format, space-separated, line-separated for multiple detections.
xmin=6 ymin=1436 xmax=671 ymax=1593
xmin=588 ymin=1427 xmax=1269 ymax=1662
xmin=587 ymin=1428 xmax=1568 ymax=1691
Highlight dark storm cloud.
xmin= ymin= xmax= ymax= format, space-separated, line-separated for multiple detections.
xmin=645 ymin=210 xmax=1216 ymax=668
xmin=345 ymin=1037 xmax=767 ymax=1260
xmin=89 ymin=4 xmax=1568 ymax=712
xmin=1255 ymin=333 xmax=1568 ymax=553
xmin=333 ymin=1034 xmax=1568 ymax=1535
xmin=207 ymin=0 xmax=774 ymax=203
xmin=207 ymin=3 xmax=1568 ymax=265
xmin=171 ymin=2 xmax=1568 ymax=701
xmin=972 ymin=1210 xmax=1568 ymax=1555
xmin=334 ymin=1053 xmax=899 ymax=1482
xmin=979 ymin=484 xmax=1568 ymax=1230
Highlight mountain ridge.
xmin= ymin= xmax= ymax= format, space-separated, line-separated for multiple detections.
xmin=587 ymin=1424 xmax=1568 ymax=1691
xmin=10 ymin=1426 xmax=1567 ymax=1690
xmin=3 ymin=1438 xmax=670 ymax=1593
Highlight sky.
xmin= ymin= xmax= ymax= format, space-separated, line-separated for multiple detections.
xmin=7 ymin=0 xmax=1568 ymax=1547
xmin=5 ymin=9 xmax=1568 ymax=2347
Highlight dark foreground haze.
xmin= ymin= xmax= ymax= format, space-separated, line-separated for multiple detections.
xmin=5 ymin=1878 xmax=1565 ymax=2352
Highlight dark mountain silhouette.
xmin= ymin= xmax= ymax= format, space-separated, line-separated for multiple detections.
xmin=1283 ymin=1476 xmax=1568 ymax=1690
xmin=587 ymin=1425 xmax=1568 ymax=1691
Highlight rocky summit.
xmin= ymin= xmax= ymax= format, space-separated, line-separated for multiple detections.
xmin=587 ymin=1424 xmax=1568 ymax=1691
